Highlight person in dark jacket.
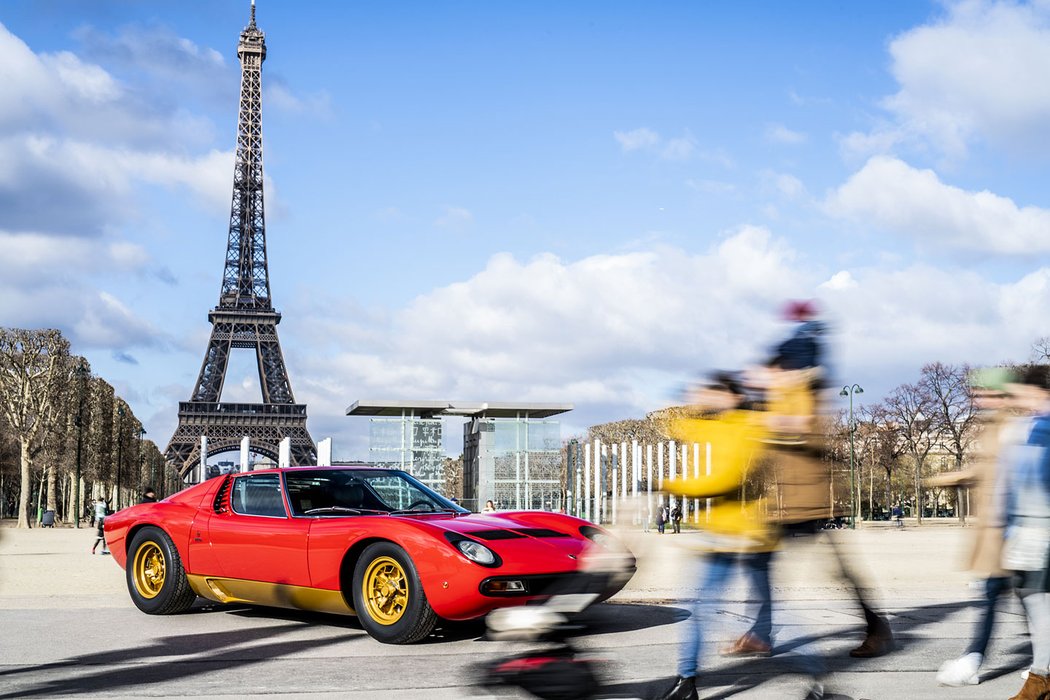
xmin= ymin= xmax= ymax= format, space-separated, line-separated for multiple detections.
xmin=139 ymin=487 xmax=157 ymax=504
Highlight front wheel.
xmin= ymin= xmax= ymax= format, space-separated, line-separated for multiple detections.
xmin=352 ymin=542 xmax=437 ymax=644
xmin=126 ymin=526 xmax=197 ymax=614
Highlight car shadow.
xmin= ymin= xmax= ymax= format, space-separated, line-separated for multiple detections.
xmin=598 ymin=598 xmax=1034 ymax=699
xmin=186 ymin=599 xmax=687 ymax=643
xmin=0 ymin=623 xmax=361 ymax=698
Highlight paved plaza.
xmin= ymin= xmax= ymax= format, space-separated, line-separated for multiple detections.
xmin=0 ymin=521 xmax=1034 ymax=699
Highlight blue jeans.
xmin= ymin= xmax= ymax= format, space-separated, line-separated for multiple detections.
xmin=678 ymin=553 xmax=736 ymax=678
xmin=744 ymin=552 xmax=773 ymax=644
xmin=966 ymin=576 xmax=1011 ymax=657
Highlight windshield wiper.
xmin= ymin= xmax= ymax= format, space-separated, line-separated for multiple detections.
xmin=388 ymin=507 xmax=459 ymax=515
xmin=303 ymin=506 xmax=370 ymax=515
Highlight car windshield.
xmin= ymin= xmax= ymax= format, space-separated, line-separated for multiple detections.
xmin=284 ymin=468 xmax=469 ymax=517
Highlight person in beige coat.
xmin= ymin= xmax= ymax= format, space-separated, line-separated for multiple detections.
xmin=932 ymin=369 xmax=1014 ymax=687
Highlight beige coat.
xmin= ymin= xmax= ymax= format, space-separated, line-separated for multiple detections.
xmin=926 ymin=414 xmax=1007 ymax=577
xmin=762 ymin=368 xmax=837 ymax=525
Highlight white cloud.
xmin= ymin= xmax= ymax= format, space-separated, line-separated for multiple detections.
xmin=614 ymin=127 xmax=659 ymax=152
xmin=435 ymin=206 xmax=474 ymax=229
xmin=844 ymin=0 xmax=1050 ymax=158
xmin=760 ymin=170 xmax=806 ymax=199
xmin=282 ymin=226 xmax=1050 ymax=455
xmin=614 ymin=127 xmax=699 ymax=161
xmin=293 ymin=227 xmax=806 ymax=427
xmin=661 ymin=134 xmax=697 ymax=160
xmin=686 ymin=178 xmax=736 ymax=195
xmin=820 ymin=270 xmax=858 ymax=291
xmin=764 ymin=123 xmax=807 ymax=145
xmin=825 ymin=155 xmax=1050 ymax=254
xmin=265 ymin=81 xmax=334 ymax=118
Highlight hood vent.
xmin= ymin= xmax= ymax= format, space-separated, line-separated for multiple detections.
xmin=470 ymin=527 xmax=570 ymax=540
xmin=471 ymin=529 xmax=526 ymax=540
xmin=515 ymin=528 xmax=570 ymax=538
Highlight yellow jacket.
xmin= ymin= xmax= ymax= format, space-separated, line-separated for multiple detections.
xmin=664 ymin=410 xmax=778 ymax=553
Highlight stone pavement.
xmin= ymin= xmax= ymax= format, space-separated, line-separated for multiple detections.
xmin=0 ymin=521 xmax=1035 ymax=699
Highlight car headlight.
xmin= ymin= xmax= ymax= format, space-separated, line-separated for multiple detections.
xmin=456 ymin=539 xmax=497 ymax=565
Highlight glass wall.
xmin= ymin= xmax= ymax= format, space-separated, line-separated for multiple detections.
xmin=368 ymin=416 xmax=444 ymax=494
xmin=480 ymin=418 xmax=563 ymax=512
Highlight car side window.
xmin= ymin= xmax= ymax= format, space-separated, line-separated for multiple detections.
xmin=230 ymin=473 xmax=287 ymax=518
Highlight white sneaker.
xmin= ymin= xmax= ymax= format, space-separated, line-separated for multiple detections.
xmin=1021 ymin=668 xmax=1030 ymax=680
xmin=936 ymin=653 xmax=982 ymax=686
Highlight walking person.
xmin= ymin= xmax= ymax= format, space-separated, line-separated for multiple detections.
xmin=998 ymin=370 xmax=1050 ymax=700
xmin=657 ymin=378 xmax=776 ymax=700
xmin=90 ymin=498 xmax=110 ymax=555
xmin=139 ymin=486 xmax=157 ymax=504
xmin=655 ymin=503 xmax=667 ymax=534
xmin=933 ymin=368 xmax=1017 ymax=686
xmin=723 ymin=303 xmax=893 ymax=682
xmin=670 ymin=504 xmax=682 ymax=534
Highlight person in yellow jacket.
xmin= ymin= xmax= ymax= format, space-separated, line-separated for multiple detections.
xmin=656 ymin=380 xmax=779 ymax=700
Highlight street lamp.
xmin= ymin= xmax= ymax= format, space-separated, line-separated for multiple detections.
xmin=74 ymin=359 xmax=90 ymax=528
xmin=839 ymin=383 xmax=864 ymax=529
xmin=139 ymin=426 xmax=148 ymax=493
xmin=116 ymin=405 xmax=125 ymax=511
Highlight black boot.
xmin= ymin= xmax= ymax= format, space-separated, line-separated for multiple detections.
xmin=658 ymin=675 xmax=698 ymax=700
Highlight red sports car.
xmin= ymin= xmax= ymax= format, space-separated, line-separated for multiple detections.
xmin=104 ymin=466 xmax=634 ymax=644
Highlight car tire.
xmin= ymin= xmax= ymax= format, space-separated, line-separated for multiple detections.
xmin=126 ymin=526 xmax=197 ymax=615
xmin=352 ymin=541 xmax=437 ymax=644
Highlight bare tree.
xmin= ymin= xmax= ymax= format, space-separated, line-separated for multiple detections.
xmin=919 ymin=362 xmax=979 ymax=521
xmin=1031 ymin=336 xmax=1050 ymax=364
xmin=0 ymin=329 xmax=73 ymax=528
xmin=884 ymin=381 xmax=937 ymax=524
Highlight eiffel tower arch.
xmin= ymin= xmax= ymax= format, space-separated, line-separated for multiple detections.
xmin=166 ymin=1 xmax=315 ymax=479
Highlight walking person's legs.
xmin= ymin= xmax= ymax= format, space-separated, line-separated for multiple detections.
xmin=823 ymin=527 xmax=894 ymax=657
xmin=1009 ymin=591 xmax=1050 ymax=700
xmin=660 ymin=552 xmax=736 ymax=700
xmin=722 ymin=551 xmax=774 ymax=656
xmin=938 ymin=575 xmax=1010 ymax=685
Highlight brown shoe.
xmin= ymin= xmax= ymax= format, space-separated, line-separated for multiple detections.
xmin=849 ymin=628 xmax=894 ymax=658
xmin=720 ymin=632 xmax=772 ymax=657
xmin=1008 ymin=671 xmax=1049 ymax=700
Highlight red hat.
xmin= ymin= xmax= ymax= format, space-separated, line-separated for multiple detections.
xmin=781 ymin=299 xmax=818 ymax=321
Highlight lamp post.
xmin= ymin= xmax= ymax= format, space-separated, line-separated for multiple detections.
xmin=116 ymin=405 xmax=125 ymax=511
xmin=566 ymin=438 xmax=578 ymax=517
xmin=839 ymin=383 xmax=864 ymax=529
xmin=74 ymin=359 xmax=90 ymax=528
xmin=139 ymin=427 xmax=148 ymax=492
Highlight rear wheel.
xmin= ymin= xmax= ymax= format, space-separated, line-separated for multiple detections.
xmin=352 ymin=542 xmax=437 ymax=644
xmin=126 ymin=526 xmax=197 ymax=614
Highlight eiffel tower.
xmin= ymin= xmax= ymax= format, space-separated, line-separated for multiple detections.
xmin=166 ymin=1 xmax=315 ymax=478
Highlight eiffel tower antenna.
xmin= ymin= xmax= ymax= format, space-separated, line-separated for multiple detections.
xmin=166 ymin=1 xmax=315 ymax=478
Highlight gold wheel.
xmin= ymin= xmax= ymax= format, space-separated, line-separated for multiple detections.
xmin=133 ymin=541 xmax=166 ymax=599
xmin=362 ymin=555 xmax=409 ymax=625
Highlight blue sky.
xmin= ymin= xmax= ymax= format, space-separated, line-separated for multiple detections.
xmin=3 ymin=1 xmax=1050 ymax=460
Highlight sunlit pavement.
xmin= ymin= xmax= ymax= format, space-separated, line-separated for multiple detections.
xmin=0 ymin=522 xmax=1032 ymax=699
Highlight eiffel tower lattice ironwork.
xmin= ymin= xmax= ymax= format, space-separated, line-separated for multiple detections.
xmin=166 ymin=1 xmax=315 ymax=478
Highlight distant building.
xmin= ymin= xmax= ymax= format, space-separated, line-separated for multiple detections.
xmin=346 ymin=400 xmax=572 ymax=512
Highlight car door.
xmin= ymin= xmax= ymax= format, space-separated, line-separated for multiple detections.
xmin=208 ymin=472 xmax=311 ymax=587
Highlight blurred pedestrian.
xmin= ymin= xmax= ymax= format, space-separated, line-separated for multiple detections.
xmin=655 ymin=503 xmax=667 ymax=534
xmin=724 ymin=304 xmax=893 ymax=676
xmin=90 ymin=498 xmax=109 ymax=555
xmin=670 ymin=504 xmax=682 ymax=534
xmin=139 ymin=486 xmax=157 ymax=504
xmin=657 ymin=379 xmax=776 ymax=700
xmin=91 ymin=496 xmax=107 ymax=528
xmin=998 ymin=368 xmax=1050 ymax=700
xmin=932 ymin=368 xmax=1016 ymax=686
xmin=482 ymin=499 xmax=496 ymax=513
